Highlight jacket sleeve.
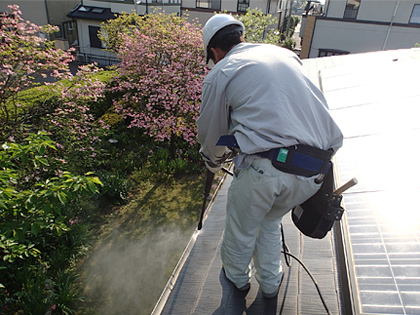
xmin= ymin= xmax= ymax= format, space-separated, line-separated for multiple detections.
xmin=197 ymin=79 xmax=231 ymax=165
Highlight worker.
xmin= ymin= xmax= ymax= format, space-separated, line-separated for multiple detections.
xmin=196 ymin=14 xmax=343 ymax=299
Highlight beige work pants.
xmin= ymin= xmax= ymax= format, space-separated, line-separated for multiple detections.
xmin=221 ymin=157 xmax=321 ymax=294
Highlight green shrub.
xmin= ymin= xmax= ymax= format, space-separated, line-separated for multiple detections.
xmin=15 ymin=273 xmax=53 ymax=315
xmin=100 ymin=111 xmax=125 ymax=129
xmin=0 ymin=131 xmax=102 ymax=279
xmin=54 ymin=269 xmax=85 ymax=314
xmin=169 ymin=158 xmax=190 ymax=175
xmin=98 ymin=172 xmax=130 ymax=204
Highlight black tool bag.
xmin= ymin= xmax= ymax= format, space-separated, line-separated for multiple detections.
xmin=291 ymin=164 xmax=344 ymax=239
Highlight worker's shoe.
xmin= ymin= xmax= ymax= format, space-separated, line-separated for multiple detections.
xmin=262 ymin=273 xmax=284 ymax=299
xmin=222 ymin=266 xmax=250 ymax=292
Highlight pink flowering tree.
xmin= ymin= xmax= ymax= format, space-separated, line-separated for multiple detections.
xmin=104 ymin=12 xmax=207 ymax=159
xmin=44 ymin=64 xmax=110 ymax=172
xmin=0 ymin=6 xmax=109 ymax=265
xmin=0 ymin=5 xmax=73 ymax=137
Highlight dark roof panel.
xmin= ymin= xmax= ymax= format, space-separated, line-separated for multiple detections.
xmin=67 ymin=4 xmax=117 ymax=21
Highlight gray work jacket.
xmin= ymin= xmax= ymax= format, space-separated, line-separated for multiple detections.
xmin=197 ymin=43 xmax=343 ymax=169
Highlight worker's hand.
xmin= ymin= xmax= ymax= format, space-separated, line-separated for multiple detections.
xmin=222 ymin=148 xmax=238 ymax=162
xmin=200 ymin=148 xmax=235 ymax=173
xmin=204 ymin=160 xmax=223 ymax=174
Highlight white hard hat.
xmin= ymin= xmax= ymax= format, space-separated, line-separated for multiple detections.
xmin=203 ymin=14 xmax=244 ymax=63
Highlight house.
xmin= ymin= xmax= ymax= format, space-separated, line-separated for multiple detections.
xmin=180 ymin=0 xmax=284 ymax=26
xmin=0 ymin=0 xmax=79 ymax=51
xmin=299 ymin=0 xmax=420 ymax=58
xmin=67 ymin=0 xmax=292 ymax=66
xmin=67 ymin=0 xmax=183 ymax=65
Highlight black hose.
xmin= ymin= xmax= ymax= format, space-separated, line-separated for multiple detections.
xmin=281 ymin=223 xmax=292 ymax=267
xmin=281 ymin=224 xmax=333 ymax=315
xmin=281 ymin=250 xmax=333 ymax=315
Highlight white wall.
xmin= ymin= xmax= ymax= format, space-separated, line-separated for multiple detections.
xmin=181 ymin=0 xmax=281 ymax=28
xmin=356 ymin=0 xmax=391 ymax=22
xmin=392 ymin=1 xmax=420 ymax=24
xmin=324 ymin=0 xmax=347 ymax=19
xmin=308 ymin=18 xmax=420 ymax=57
xmin=251 ymin=0 xmax=269 ymax=12
xmin=0 ymin=0 xmax=48 ymax=25
xmin=76 ymin=19 xmax=117 ymax=64
xmin=325 ymin=0 xmax=420 ymax=24
xmin=384 ymin=25 xmax=420 ymax=50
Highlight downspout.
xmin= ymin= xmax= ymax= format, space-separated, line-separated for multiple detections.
xmin=266 ymin=0 xmax=271 ymax=14
xmin=44 ymin=0 xmax=50 ymax=24
xmin=382 ymin=1 xmax=399 ymax=50
xmin=286 ymin=0 xmax=292 ymax=37
xmin=324 ymin=0 xmax=330 ymax=16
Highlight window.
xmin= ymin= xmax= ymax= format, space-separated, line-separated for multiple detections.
xmin=196 ymin=0 xmax=221 ymax=10
xmin=409 ymin=4 xmax=420 ymax=24
xmin=238 ymin=0 xmax=249 ymax=12
xmin=91 ymin=8 xmax=105 ymax=14
xmin=65 ymin=22 xmax=73 ymax=35
xmin=89 ymin=26 xmax=102 ymax=49
xmin=343 ymin=0 xmax=361 ymax=19
xmin=318 ymin=49 xmax=349 ymax=57
xmin=54 ymin=25 xmax=63 ymax=39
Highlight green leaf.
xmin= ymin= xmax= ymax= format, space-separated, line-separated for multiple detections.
xmin=28 ymin=194 xmax=37 ymax=205
xmin=53 ymin=206 xmax=62 ymax=215
xmin=39 ymin=144 xmax=45 ymax=155
xmin=38 ymin=158 xmax=49 ymax=166
xmin=20 ymin=152 xmax=29 ymax=165
xmin=57 ymin=192 xmax=67 ymax=204
xmin=87 ymin=182 xmax=97 ymax=194
xmin=56 ymin=226 xmax=63 ymax=236
xmin=14 ymin=229 xmax=25 ymax=242
xmin=0 ymin=200 xmax=7 ymax=209
xmin=90 ymin=176 xmax=103 ymax=185
xmin=31 ymin=223 xmax=40 ymax=236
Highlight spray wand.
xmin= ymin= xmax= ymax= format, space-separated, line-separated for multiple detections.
xmin=197 ymin=170 xmax=214 ymax=230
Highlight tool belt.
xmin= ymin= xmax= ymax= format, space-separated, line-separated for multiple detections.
xmin=256 ymin=145 xmax=333 ymax=178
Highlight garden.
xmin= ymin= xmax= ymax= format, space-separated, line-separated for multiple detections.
xmin=0 ymin=6 xmax=297 ymax=314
